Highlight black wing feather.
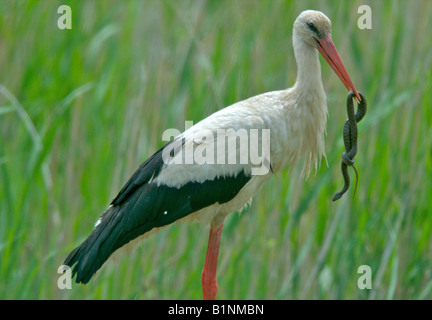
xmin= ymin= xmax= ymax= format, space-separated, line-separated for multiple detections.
xmin=64 ymin=140 xmax=251 ymax=284
xmin=110 ymin=139 xmax=181 ymax=206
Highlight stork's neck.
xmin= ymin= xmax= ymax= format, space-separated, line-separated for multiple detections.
xmin=280 ymin=35 xmax=328 ymax=176
xmin=292 ymin=36 xmax=325 ymax=97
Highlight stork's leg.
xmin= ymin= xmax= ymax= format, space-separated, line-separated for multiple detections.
xmin=201 ymin=223 xmax=224 ymax=300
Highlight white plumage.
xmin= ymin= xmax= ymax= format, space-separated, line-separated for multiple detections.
xmin=156 ymin=84 xmax=327 ymax=225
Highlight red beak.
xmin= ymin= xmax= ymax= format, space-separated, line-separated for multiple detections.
xmin=316 ymin=34 xmax=361 ymax=102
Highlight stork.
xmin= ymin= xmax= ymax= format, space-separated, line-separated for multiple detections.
xmin=64 ymin=10 xmax=360 ymax=299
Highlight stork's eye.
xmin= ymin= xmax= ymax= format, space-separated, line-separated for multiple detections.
xmin=307 ymin=22 xmax=319 ymax=34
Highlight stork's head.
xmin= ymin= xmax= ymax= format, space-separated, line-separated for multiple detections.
xmin=294 ymin=10 xmax=331 ymax=46
xmin=294 ymin=10 xmax=361 ymax=102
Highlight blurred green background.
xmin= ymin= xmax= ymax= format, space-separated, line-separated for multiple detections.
xmin=1 ymin=0 xmax=431 ymax=299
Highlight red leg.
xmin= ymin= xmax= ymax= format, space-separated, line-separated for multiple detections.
xmin=201 ymin=223 xmax=224 ymax=300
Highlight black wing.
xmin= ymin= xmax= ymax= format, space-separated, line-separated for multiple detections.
xmin=64 ymin=140 xmax=251 ymax=284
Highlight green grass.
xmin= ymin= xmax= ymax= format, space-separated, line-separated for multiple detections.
xmin=1 ymin=0 xmax=432 ymax=299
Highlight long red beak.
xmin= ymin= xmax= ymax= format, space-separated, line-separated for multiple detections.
xmin=316 ymin=34 xmax=361 ymax=102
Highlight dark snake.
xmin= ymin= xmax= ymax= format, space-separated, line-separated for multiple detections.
xmin=332 ymin=91 xmax=367 ymax=201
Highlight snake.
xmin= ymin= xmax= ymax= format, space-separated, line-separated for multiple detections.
xmin=332 ymin=91 xmax=367 ymax=201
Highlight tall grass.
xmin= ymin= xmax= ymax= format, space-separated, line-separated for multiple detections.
xmin=0 ymin=0 xmax=431 ymax=299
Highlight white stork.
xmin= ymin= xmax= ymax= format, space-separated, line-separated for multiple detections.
xmin=64 ymin=10 xmax=360 ymax=299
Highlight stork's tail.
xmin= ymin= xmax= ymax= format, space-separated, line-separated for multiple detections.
xmin=63 ymin=205 xmax=132 ymax=284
